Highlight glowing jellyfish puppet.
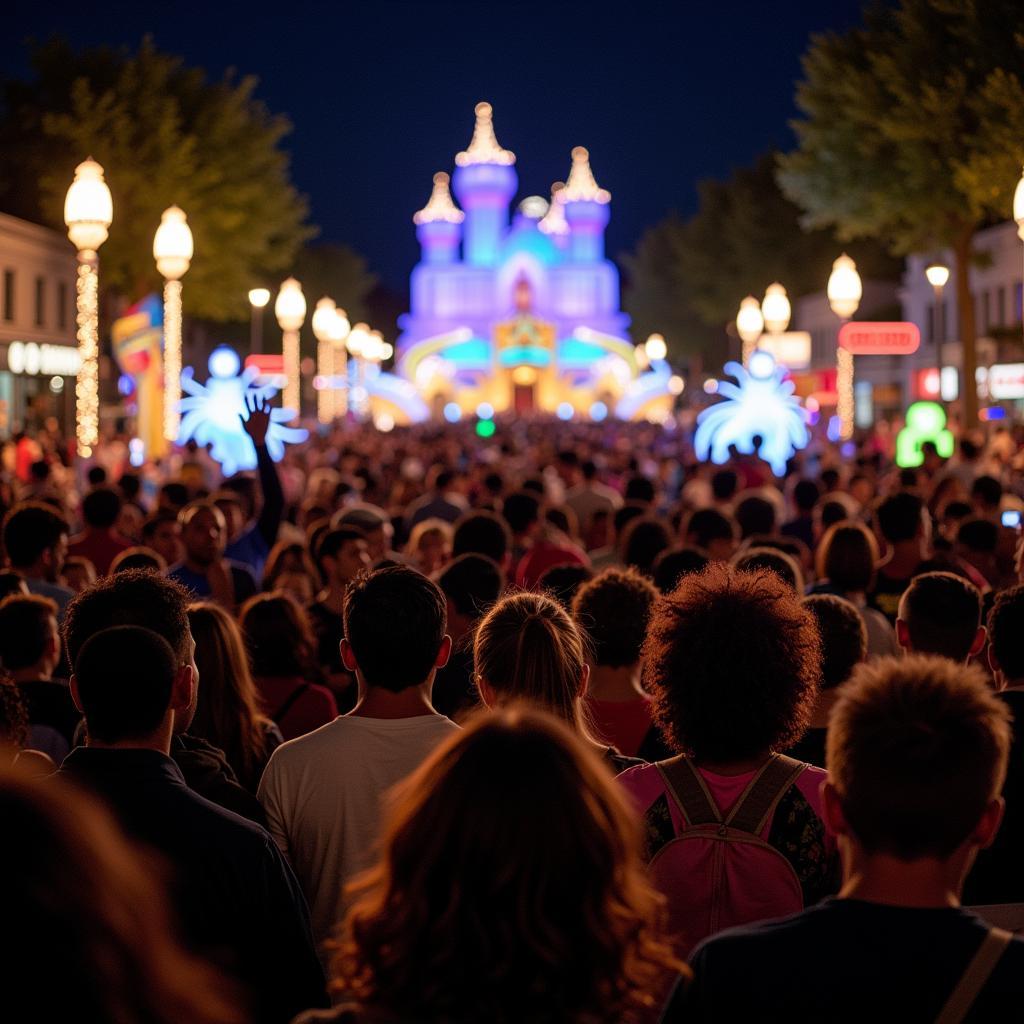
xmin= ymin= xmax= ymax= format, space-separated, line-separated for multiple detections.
xmin=177 ymin=345 xmax=308 ymax=476
xmin=694 ymin=351 xmax=809 ymax=476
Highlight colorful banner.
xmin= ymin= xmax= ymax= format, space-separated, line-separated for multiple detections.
xmin=112 ymin=294 xmax=166 ymax=459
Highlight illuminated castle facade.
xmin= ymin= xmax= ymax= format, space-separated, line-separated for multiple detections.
xmin=382 ymin=103 xmax=672 ymax=423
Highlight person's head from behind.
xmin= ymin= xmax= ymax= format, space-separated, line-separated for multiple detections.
xmin=86 ymin=466 xmax=107 ymax=488
xmin=334 ymin=505 xmax=390 ymax=563
xmin=732 ymin=547 xmax=804 ymax=594
xmin=437 ymin=553 xmax=504 ymax=641
xmin=110 ymin=546 xmax=167 ymax=574
xmin=316 ymin=527 xmax=371 ymax=588
xmin=501 ymin=491 xmax=541 ymax=539
xmin=239 ymin=592 xmax=316 ymax=679
xmin=620 ymin=516 xmax=671 ymax=577
xmin=474 ymin=591 xmax=588 ymax=730
xmin=573 ymin=567 xmax=657 ymax=672
xmin=406 ymin=518 xmax=452 ymax=574
xmin=62 ymin=556 xmax=96 ymax=593
xmin=452 ymin=510 xmax=511 ymax=566
xmin=987 ymin=585 xmax=1024 ymax=688
xmin=816 ymin=521 xmax=878 ymax=595
xmin=803 ymin=595 xmax=866 ymax=691
xmin=142 ymin=510 xmax=182 ymax=566
xmin=642 ymin=563 xmax=820 ymax=763
xmin=342 ymin=565 xmax=450 ymax=693
xmin=178 ymin=501 xmax=227 ymax=568
xmin=623 ymin=473 xmax=656 ymax=506
xmin=538 ymin=563 xmax=593 ymax=611
xmin=72 ymin=626 xmax=188 ymax=746
xmin=896 ymin=571 xmax=984 ymax=663
xmin=158 ymin=481 xmax=189 ymax=513
xmin=877 ymin=491 xmax=927 ymax=548
xmin=682 ymin=508 xmax=739 ymax=561
xmin=331 ymin=707 xmax=681 ymax=1024
xmin=971 ymin=474 xmax=1003 ymax=517
xmin=825 ymin=656 xmax=1009 ymax=874
xmin=956 ymin=517 xmax=998 ymax=562
xmin=0 ymin=594 xmax=60 ymax=678
xmin=0 ymin=570 xmax=28 ymax=600
xmin=711 ymin=469 xmax=738 ymax=504
xmin=793 ymin=478 xmax=821 ymax=515
xmin=81 ymin=486 xmax=122 ymax=531
xmin=2 ymin=502 xmax=69 ymax=579
xmin=0 ymin=762 xmax=242 ymax=1024
xmin=652 ymin=546 xmax=709 ymax=594
xmin=734 ymin=495 xmax=776 ymax=539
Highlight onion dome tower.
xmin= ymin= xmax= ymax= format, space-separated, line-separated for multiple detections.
xmin=414 ymin=172 xmax=463 ymax=264
xmin=561 ymin=147 xmax=611 ymax=262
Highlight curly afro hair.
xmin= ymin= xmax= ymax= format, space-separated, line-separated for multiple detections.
xmin=641 ymin=562 xmax=821 ymax=762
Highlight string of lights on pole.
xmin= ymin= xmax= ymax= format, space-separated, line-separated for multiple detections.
xmin=63 ymin=159 xmax=112 ymax=458
xmin=826 ymin=253 xmax=863 ymax=441
xmin=275 ymin=278 xmax=306 ymax=419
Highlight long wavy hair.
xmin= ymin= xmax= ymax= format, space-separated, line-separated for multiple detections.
xmin=330 ymin=707 xmax=685 ymax=1023
xmin=474 ymin=591 xmax=593 ymax=734
xmin=187 ymin=602 xmax=273 ymax=790
xmin=1 ymin=759 xmax=244 ymax=1024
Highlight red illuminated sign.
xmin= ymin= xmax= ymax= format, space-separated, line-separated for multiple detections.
xmin=244 ymin=355 xmax=284 ymax=375
xmin=838 ymin=322 xmax=920 ymax=355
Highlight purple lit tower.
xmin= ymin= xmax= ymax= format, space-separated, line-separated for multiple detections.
xmin=393 ymin=103 xmax=669 ymax=422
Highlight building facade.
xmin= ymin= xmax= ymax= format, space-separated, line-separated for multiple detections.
xmin=0 ymin=212 xmax=79 ymax=437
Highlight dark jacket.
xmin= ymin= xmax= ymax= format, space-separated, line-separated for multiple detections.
xmin=60 ymin=747 xmax=327 ymax=1024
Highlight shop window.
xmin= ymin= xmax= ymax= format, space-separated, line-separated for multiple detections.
xmin=2 ymin=270 xmax=13 ymax=322
xmin=34 ymin=277 xmax=44 ymax=327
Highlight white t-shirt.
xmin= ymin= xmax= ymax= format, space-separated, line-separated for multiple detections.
xmin=257 ymin=713 xmax=460 ymax=951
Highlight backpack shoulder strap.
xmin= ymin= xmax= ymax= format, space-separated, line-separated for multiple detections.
xmin=725 ymin=754 xmax=807 ymax=835
xmin=933 ymin=927 xmax=1013 ymax=1024
xmin=656 ymin=755 xmax=721 ymax=826
xmin=272 ymin=682 xmax=312 ymax=725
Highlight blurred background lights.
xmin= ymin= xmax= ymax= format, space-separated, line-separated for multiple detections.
xmin=590 ymin=401 xmax=608 ymax=421
xmin=476 ymin=402 xmax=494 ymax=420
xmin=556 ymin=402 xmax=574 ymax=421
xmin=374 ymin=412 xmax=395 ymax=432
xmin=209 ymin=345 xmax=241 ymax=378
xmin=668 ymin=374 xmax=685 ymax=396
xmin=443 ymin=402 xmax=462 ymax=423
xmin=475 ymin=419 xmax=497 ymax=438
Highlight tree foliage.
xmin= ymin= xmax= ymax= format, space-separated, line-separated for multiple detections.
xmin=0 ymin=38 xmax=314 ymax=321
xmin=777 ymin=0 xmax=1024 ymax=424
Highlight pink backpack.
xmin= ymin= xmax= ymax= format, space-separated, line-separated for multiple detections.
xmin=650 ymin=753 xmax=808 ymax=954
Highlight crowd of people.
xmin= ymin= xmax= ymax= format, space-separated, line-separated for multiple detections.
xmin=3 ymin=409 xmax=1024 ymax=1022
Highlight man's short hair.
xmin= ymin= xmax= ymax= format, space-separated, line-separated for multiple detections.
xmin=988 ymin=585 xmax=1024 ymax=681
xmin=652 ymin=546 xmax=709 ymax=594
xmin=63 ymin=570 xmax=191 ymax=666
xmin=624 ymin=474 xmax=655 ymax=505
xmin=343 ymin=565 xmax=447 ymax=693
xmin=537 ymin=563 xmax=593 ymax=610
xmin=2 ymin=502 xmax=69 ymax=569
xmin=898 ymin=571 xmax=982 ymax=662
xmin=501 ymin=492 xmax=540 ymax=535
xmin=437 ymin=553 xmax=504 ymax=618
xmin=711 ymin=470 xmax=738 ymax=502
xmin=159 ymin=482 xmax=189 ymax=510
xmin=732 ymin=548 xmax=803 ymax=594
xmin=315 ymin=527 xmax=366 ymax=570
xmin=452 ymin=511 xmax=511 ymax=565
xmin=81 ymin=487 xmax=122 ymax=530
xmin=178 ymin=499 xmax=225 ymax=530
xmin=877 ymin=492 xmax=924 ymax=544
xmin=684 ymin=508 xmax=738 ymax=550
xmin=642 ymin=563 xmax=820 ymax=761
xmin=734 ymin=496 xmax=776 ymax=538
xmin=141 ymin=509 xmax=178 ymax=541
xmin=827 ymin=656 xmax=1010 ymax=860
xmin=957 ymin=518 xmax=998 ymax=554
xmin=804 ymin=595 xmax=866 ymax=690
xmin=573 ymin=567 xmax=658 ymax=669
xmin=971 ymin=475 xmax=1003 ymax=510
xmin=0 ymin=594 xmax=57 ymax=671
xmin=74 ymin=625 xmax=177 ymax=744
xmin=793 ymin=478 xmax=821 ymax=513
xmin=86 ymin=466 xmax=107 ymax=487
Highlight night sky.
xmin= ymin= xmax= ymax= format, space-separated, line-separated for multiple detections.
xmin=4 ymin=0 xmax=867 ymax=293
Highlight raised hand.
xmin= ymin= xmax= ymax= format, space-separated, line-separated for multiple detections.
xmin=240 ymin=395 xmax=272 ymax=448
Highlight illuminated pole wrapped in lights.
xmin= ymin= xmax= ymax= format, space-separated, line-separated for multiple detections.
xmin=275 ymin=278 xmax=306 ymax=418
xmin=64 ymin=159 xmax=113 ymax=457
xmin=827 ymin=253 xmax=863 ymax=441
xmin=327 ymin=306 xmax=351 ymax=420
xmin=312 ymin=297 xmax=344 ymax=425
xmin=346 ymin=323 xmax=371 ymax=421
xmin=736 ymin=296 xmax=764 ymax=366
xmin=153 ymin=205 xmax=194 ymax=442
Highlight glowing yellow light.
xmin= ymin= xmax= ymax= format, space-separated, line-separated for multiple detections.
xmin=153 ymin=206 xmax=193 ymax=280
xmin=837 ymin=346 xmax=855 ymax=441
xmin=375 ymin=412 xmax=395 ymax=433
xmin=668 ymin=374 xmax=685 ymax=396
xmin=313 ymin=298 xmax=338 ymax=425
xmin=634 ymin=344 xmax=650 ymax=370
xmin=538 ymin=182 xmax=569 ymax=236
xmin=64 ymin=159 xmax=113 ymax=252
xmin=736 ymin=296 xmax=764 ymax=352
xmin=248 ymin=287 xmax=271 ymax=308
xmin=455 ymin=102 xmax=515 ymax=167
xmin=644 ymin=333 xmax=668 ymax=361
xmin=347 ymin=323 xmax=370 ymax=357
xmin=414 ymin=172 xmax=465 ymax=225
xmin=161 ymin=279 xmax=183 ymax=441
xmin=275 ymin=278 xmax=306 ymax=416
xmin=761 ymin=283 xmax=791 ymax=335
xmin=1015 ymin=167 xmax=1024 ymax=239
xmin=925 ymin=262 xmax=950 ymax=290
xmin=561 ymin=147 xmax=611 ymax=204
xmin=512 ymin=366 xmax=537 ymax=386
xmin=827 ymin=254 xmax=862 ymax=320
xmin=74 ymin=258 xmax=100 ymax=456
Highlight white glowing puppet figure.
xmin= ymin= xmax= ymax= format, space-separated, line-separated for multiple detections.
xmin=694 ymin=350 xmax=809 ymax=476
xmin=177 ymin=345 xmax=308 ymax=476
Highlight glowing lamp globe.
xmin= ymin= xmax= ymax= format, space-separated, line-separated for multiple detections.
xmin=634 ymin=344 xmax=650 ymax=370
xmin=556 ymin=402 xmax=574 ymax=421
xmin=748 ymin=349 xmax=777 ymax=381
xmin=312 ymin=297 xmax=338 ymax=342
xmin=590 ymin=401 xmax=608 ymax=422
xmin=668 ymin=374 xmax=685 ymax=396
xmin=347 ymin=323 xmax=370 ymax=357
xmin=1015 ymin=167 xmax=1024 ymax=239
xmin=761 ymin=283 xmax=791 ymax=335
xmin=736 ymin=296 xmax=764 ymax=345
xmin=248 ymin=288 xmax=271 ymax=308
xmin=476 ymin=402 xmax=494 ymax=420
xmin=380 ymin=342 xmax=394 ymax=361
xmin=924 ymin=262 xmax=950 ymax=290
xmin=827 ymin=255 xmax=862 ymax=319
xmin=443 ymin=402 xmax=462 ymax=423
xmin=644 ymin=334 xmax=668 ymax=361
xmin=64 ymin=159 xmax=113 ymax=252
xmin=153 ymin=206 xmax=194 ymax=280
xmin=274 ymin=278 xmax=306 ymax=331
xmin=333 ymin=308 xmax=351 ymax=342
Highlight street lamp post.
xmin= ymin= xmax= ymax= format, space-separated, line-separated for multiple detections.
xmin=312 ymin=297 xmax=342 ymax=425
xmin=924 ymin=261 xmax=950 ymax=379
xmin=1013 ymin=168 xmax=1024 ymax=344
xmin=63 ymin=159 xmax=113 ymax=457
xmin=153 ymin=206 xmax=194 ymax=443
xmin=346 ymin=322 xmax=371 ymax=421
xmin=274 ymin=278 xmax=306 ymax=417
xmin=248 ymin=288 xmax=270 ymax=355
xmin=326 ymin=306 xmax=351 ymax=421
xmin=736 ymin=296 xmax=764 ymax=365
xmin=827 ymin=253 xmax=863 ymax=441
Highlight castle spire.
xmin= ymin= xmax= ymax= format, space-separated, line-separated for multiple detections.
xmin=561 ymin=147 xmax=610 ymax=204
xmin=538 ymin=182 xmax=569 ymax=236
xmin=413 ymin=172 xmax=465 ymax=225
xmin=455 ymin=102 xmax=515 ymax=167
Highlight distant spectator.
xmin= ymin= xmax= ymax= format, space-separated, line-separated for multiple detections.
xmin=2 ymin=502 xmax=74 ymax=619
xmin=782 ymin=478 xmax=821 ymax=549
xmin=732 ymin=547 xmax=804 ymax=594
xmin=405 ymin=467 xmax=468 ymax=530
xmin=142 ymin=509 xmax=182 ymax=567
xmin=896 ymin=571 xmax=985 ymax=664
xmin=0 ymin=570 xmax=28 ymax=600
xmin=169 ymin=501 xmax=258 ymax=609
xmin=734 ymin=495 xmax=777 ymax=539
xmin=652 ymin=546 xmax=709 ymax=594
xmin=564 ymin=459 xmax=623 ymax=538
xmin=682 ymin=508 xmax=739 ymax=561
xmin=871 ymin=492 xmax=932 ymax=622
xmin=62 ymin=555 xmax=97 ymax=593
xmin=110 ymin=545 xmax=167 ymax=574
xmin=624 ymin=473 xmax=656 ymax=506
xmin=711 ymin=469 xmax=739 ymax=507
xmin=452 ymin=510 xmax=511 ymax=567
xmin=67 ymin=486 xmax=132 ymax=575
xmin=538 ymin=562 xmax=594 ymax=610
xmin=405 ymin=518 xmax=452 ymax=575
xmin=621 ymin=515 xmax=672 ymax=577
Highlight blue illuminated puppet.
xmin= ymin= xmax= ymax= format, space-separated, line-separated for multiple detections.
xmin=694 ymin=351 xmax=809 ymax=476
xmin=177 ymin=346 xmax=308 ymax=476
